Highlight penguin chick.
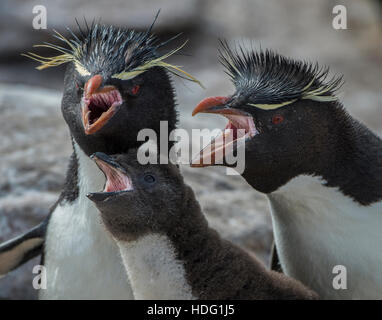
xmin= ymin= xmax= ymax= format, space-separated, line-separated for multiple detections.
xmin=87 ymin=151 xmax=318 ymax=300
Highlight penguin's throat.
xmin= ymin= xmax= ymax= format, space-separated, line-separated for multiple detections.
xmin=82 ymin=89 xmax=123 ymax=135
xmin=224 ymin=114 xmax=258 ymax=140
xmin=191 ymin=114 xmax=258 ymax=167
xmin=96 ymin=161 xmax=133 ymax=193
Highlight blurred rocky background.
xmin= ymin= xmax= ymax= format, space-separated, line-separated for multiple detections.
xmin=0 ymin=0 xmax=381 ymax=299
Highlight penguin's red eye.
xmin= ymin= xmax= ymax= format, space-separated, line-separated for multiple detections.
xmin=131 ymin=85 xmax=140 ymax=95
xmin=272 ymin=115 xmax=284 ymax=124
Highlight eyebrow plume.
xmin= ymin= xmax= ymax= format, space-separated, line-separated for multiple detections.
xmin=22 ymin=15 xmax=203 ymax=88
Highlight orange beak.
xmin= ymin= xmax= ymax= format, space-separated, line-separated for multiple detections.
xmin=81 ymin=75 xmax=123 ymax=135
xmin=192 ymin=96 xmax=230 ymax=116
xmin=192 ymin=96 xmax=248 ymax=118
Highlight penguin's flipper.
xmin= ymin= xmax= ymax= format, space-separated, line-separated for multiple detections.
xmin=0 ymin=222 xmax=46 ymax=276
xmin=270 ymin=242 xmax=283 ymax=273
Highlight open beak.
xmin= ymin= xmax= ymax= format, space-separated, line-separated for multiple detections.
xmin=191 ymin=96 xmax=258 ymax=167
xmin=81 ymin=75 xmax=123 ymax=135
xmin=87 ymin=152 xmax=133 ymax=202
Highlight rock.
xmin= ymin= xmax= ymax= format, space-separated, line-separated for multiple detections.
xmin=0 ymin=192 xmax=56 ymax=300
xmin=0 ymin=84 xmax=71 ymax=299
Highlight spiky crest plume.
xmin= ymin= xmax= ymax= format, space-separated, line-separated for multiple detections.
xmin=22 ymin=13 xmax=203 ymax=87
xmin=218 ymin=40 xmax=343 ymax=110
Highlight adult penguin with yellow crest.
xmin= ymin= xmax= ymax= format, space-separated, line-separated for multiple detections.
xmin=192 ymin=41 xmax=382 ymax=299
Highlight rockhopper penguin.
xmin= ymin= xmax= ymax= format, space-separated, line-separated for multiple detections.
xmin=0 ymin=18 xmax=201 ymax=299
xmin=191 ymin=42 xmax=382 ymax=299
xmin=87 ymin=151 xmax=318 ymax=300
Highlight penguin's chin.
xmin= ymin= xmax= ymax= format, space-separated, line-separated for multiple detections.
xmin=87 ymin=191 xmax=128 ymax=202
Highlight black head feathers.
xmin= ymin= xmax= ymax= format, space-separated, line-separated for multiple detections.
xmin=22 ymin=16 xmax=203 ymax=87
xmin=218 ymin=40 xmax=344 ymax=110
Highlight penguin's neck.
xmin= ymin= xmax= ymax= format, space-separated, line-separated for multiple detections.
xmin=316 ymin=117 xmax=382 ymax=205
xmin=244 ymin=114 xmax=382 ymax=205
xmin=59 ymin=140 xmax=104 ymax=208
xmin=268 ymin=174 xmax=382 ymax=299
xmin=74 ymin=142 xmax=105 ymax=204
xmin=264 ymin=119 xmax=382 ymax=299
xmin=117 ymin=234 xmax=196 ymax=300
xmin=114 ymin=194 xmax=208 ymax=300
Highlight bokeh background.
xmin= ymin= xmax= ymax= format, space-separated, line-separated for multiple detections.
xmin=0 ymin=0 xmax=381 ymax=299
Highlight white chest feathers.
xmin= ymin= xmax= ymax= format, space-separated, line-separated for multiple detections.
xmin=117 ymin=234 xmax=196 ymax=300
xmin=268 ymin=174 xmax=382 ymax=299
xmin=40 ymin=143 xmax=133 ymax=300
